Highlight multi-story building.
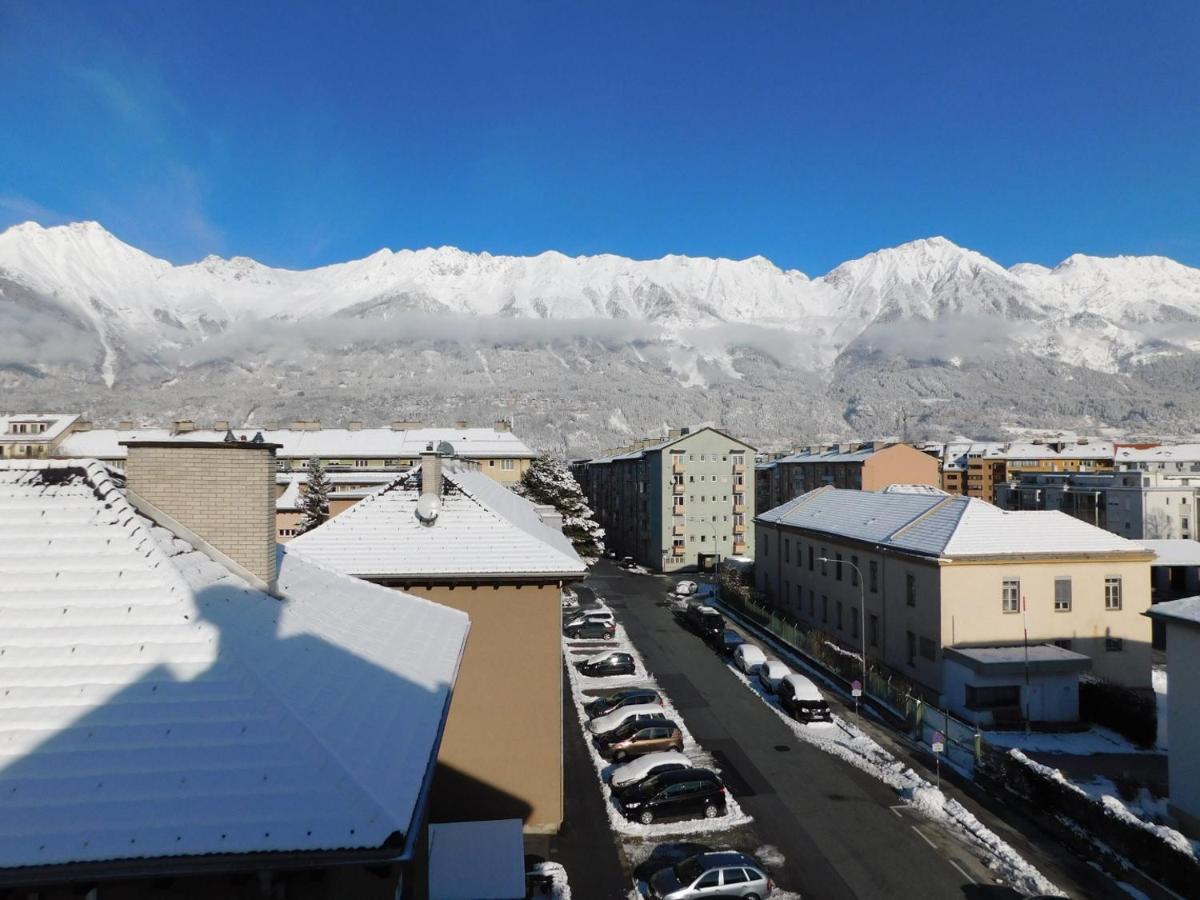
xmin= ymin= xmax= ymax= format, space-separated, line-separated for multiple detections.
xmin=0 ymin=413 xmax=80 ymax=458
xmin=57 ymin=419 xmax=536 ymax=485
xmin=755 ymin=486 xmax=1154 ymax=702
xmin=768 ymin=442 xmax=940 ymax=505
xmin=574 ymin=427 xmax=755 ymax=572
xmin=939 ymin=442 xmax=1007 ymax=501
xmin=1115 ymin=443 xmax=1200 ymax=474
xmin=996 ymin=470 xmax=1199 ymax=541
xmin=289 ymin=453 xmax=586 ymax=846
xmin=1003 ymin=439 xmax=1116 ymax=479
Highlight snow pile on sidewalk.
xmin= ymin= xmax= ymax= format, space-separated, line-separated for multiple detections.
xmin=1011 ymin=751 xmax=1198 ymax=861
xmin=563 ymin=625 xmax=753 ymax=837
xmin=528 ymin=862 xmax=570 ymax=900
xmin=985 ymin=727 xmax=1159 ymax=756
xmin=726 ymin=664 xmax=1063 ymax=896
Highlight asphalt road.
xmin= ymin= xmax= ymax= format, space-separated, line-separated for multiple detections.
xmin=582 ymin=562 xmax=995 ymax=900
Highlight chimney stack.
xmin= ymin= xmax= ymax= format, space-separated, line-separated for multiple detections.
xmin=348 ymin=421 xmax=363 ymax=431
xmin=494 ymin=418 xmax=511 ymax=433
xmin=213 ymin=419 xmax=230 ymax=432
xmin=420 ymin=444 xmax=443 ymax=498
xmin=455 ymin=419 xmax=468 ymax=430
xmin=121 ymin=438 xmax=281 ymax=593
xmin=118 ymin=420 xmax=134 ymax=431
xmin=391 ymin=420 xmax=422 ymax=431
xmin=668 ymin=427 xmax=683 ymax=440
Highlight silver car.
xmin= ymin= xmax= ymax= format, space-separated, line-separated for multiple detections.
xmin=649 ymin=851 xmax=773 ymax=900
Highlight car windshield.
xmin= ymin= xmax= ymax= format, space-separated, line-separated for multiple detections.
xmin=674 ymin=858 xmax=705 ymax=884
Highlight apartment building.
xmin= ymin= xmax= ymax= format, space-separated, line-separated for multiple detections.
xmin=573 ymin=427 xmax=755 ymax=572
xmin=0 ymin=413 xmax=80 ymax=458
xmin=1004 ymin=440 xmax=1116 ymax=478
xmin=57 ymin=419 xmax=535 ymax=484
xmin=996 ymin=469 xmax=1199 ymax=541
xmin=767 ymin=442 xmax=940 ymax=506
xmin=755 ymin=487 xmax=1154 ymax=704
xmin=1116 ymin=443 xmax=1200 ymax=474
xmin=289 ymin=454 xmax=586 ymax=844
xmin=939 ymin=442 xmax=1007 ymax=501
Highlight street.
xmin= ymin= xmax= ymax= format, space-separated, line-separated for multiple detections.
xmin=577 ymin=561 xmax=1013 ymax=900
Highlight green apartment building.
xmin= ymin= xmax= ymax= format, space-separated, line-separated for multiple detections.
xmin=573 ymin=426 xmax=756 ymax=572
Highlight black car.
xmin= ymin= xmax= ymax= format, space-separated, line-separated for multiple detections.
xmin=614 ymin=767 xmax=727 ymax=825
xmin=585 ymin=687 xmax=659 ymax=718
xmin=709 ymin=627 xmax=745 ymax=656
xmin=564 ymin=619 xmax=615 ymax=640
xmin=577 ymin=652 xmax=636 ymax=678
xmin=777 ymin=674 xmax=833 ymax=724
xmin=684 ymin=604 xmax=725 ymax=640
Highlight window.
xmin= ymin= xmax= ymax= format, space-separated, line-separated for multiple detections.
xmin=808 ymin=545 xmax=814 ymax=571
xmin=850 ymin=555 xmax=859 ymax=586
xmin=1054 ymin=577 xmax=1072 ymax=612
xmin=820 ymin=550 xmax=828 ymax=576
xmin=965 ymin=684 xmax=1020 ymax=711
xmin=696 ymin=872 xmax=721 ymax=889
xmin=808 ymin=589 xmax=815 ymax=615
xmin=869 ymin=614 xmax=879 ymax=647
xmin=919 ymin=637 xmax=936 ymax=661
xmin=1053 ymin=638 xmax=1073 ymax=650
xmin=502 ymin=459 xmax=514 ymax=470
xmin=1105 ymin=577 xmax=1122 ymax=610
xmin=674 ymin=495 xmax=685 ymax=508
xmin=822 ymin=595 xmax=828 ymax=623
xmin=906 ymin=573 xmax=916 ymax=607
xmin=784 ymin=580 xmax=790 ymax=605
xmin=906 ymin=631 xmax=916 ymax=666
xmin=836 ymin=601 xmax=843 ymax=630
xmin=354 ymin=458 xmax=369 ymax=467
xmin=835 ymin=553 xmax=843 ymax=581
xmin=1002 ymin=578 xmax=1020 ymax=613
xmin=784 ymin=539 xmax=790 ymax=563
xmin=851 ymin=606 xmax=859 ymax=638
xmin=869 ymin=560 xmax=878 ymax=593
xmin=1106 ymin=636 xmax=1124 ymax=652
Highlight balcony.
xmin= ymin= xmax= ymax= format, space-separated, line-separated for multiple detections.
xmin=733 ymin=523 xmax=745 ymax=535
xmin=672 ymin=545 xmax=686 ymax=556
xmin=673 ymin=524 xmax=685 ymax=536
xmin=732 ymin=463 xmax=745 ymax=474
xmin=672 ymin=483 xmax=685 ymax=494
xmin=672 ymin=506 xmax=685 ymax=517
xmin=733 ymin=542 xmax=747 ymax=554
xmin=672 ymin=462 xmax=685 ymax=474
xmin=733 ymin=504 xmax=746 ymax=514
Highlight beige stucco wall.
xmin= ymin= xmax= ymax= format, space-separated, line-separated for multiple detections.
xmin=403 ymin=582 xmax=563 ymax=835
xmin=125 ymin=443 xmax=278 ymax=587
xmin=941 ymin=557 xmax=1153 ymax=688
xmin=862 ymin=445 xmax=941 ymax=491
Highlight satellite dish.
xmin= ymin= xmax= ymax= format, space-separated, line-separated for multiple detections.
xmin=415 ymin=493 xmax=441 ymax=525
xmin=437 ymin=441 xmax=455 ymax=457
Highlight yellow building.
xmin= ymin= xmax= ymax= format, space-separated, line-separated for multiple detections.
xmin=0 ymin=413 xmax=80 ymax=458
xmin=755 ymin=485 xmax=1154 ymax=710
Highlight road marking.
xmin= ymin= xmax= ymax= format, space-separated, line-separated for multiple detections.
xmin=888 ymin=805 xmax=906 ymax=818
xmin=947 ymin=859 xmax=976 ymax=884
xmin=910 ymin=825 xmax=938 ymax=850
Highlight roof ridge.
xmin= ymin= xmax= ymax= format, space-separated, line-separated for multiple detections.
xmin=883 ymin=494 xmax=962 ymax=545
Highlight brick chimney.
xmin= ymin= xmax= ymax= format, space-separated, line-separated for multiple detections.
xmin=494 ymin=418 xmax=511 ymax=433
xmin=121 ymin=438 xmax=280 ymax=593
xmin=420 ymin=444 xmax=444 ymax=497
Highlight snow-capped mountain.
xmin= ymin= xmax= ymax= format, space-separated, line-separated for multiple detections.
xmin=3 ymin=220 xmax=1200 ymax=451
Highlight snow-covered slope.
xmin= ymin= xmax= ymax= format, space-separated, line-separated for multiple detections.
xmin=3 ymin=220 xmax=1200 ymax=449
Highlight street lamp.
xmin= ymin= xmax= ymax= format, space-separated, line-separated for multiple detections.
xmin=818 ymin=556 xmax=868 ymax=710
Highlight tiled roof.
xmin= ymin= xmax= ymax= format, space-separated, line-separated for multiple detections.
xmin=0 ymin=459 xmax=469 ymax=872
xmin=0 ymin=413 xmax=79 ymax=444
xmin=58 ymin=427 xmax=535 ymax=460
xmin=758 ymin=488 xmax=1148 ymax=559
xmin=287 ymin=464 xmax=586 ymax=579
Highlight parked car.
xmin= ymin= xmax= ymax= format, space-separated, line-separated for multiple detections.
xmin=777 ymin=674 xmax=832 ymax=724
xmin=675 ymin=580 xmax=699 ymax=596
xmin=588 ymin=702 xmax=666 ymax=736
xmin=585 ymin=688 xmax=660 ymax=719
xmin=596 ymin=718 xmax=683 ymax=761
xmin=614 ymin=768 xmax=727 ymax=826
xmin=604 ymin=549 xmax=617 ymax=559
xmin=608 ymin=750 xmax=692 ymax=789
xmin=564 ymin=619 xmax=615 ymax=640
xmin=756 ymin=660 xmax=792 ymax=694
xmin=565 ymin=608 xmax=614 ymax=629
xmin=683 ymin=604 xmax=725 ymax=640
xmin=709 ymin=627 xmax=745 ymax=656
xmin=733 ymin=643 xmax=768 ymax=674
xmin=647 ymin=851 xmax=773 ymax=900
xmin=577 ymin=652 xmax=636 ymax=678
xmin=620 ymin=556 xmax=636 ymax=569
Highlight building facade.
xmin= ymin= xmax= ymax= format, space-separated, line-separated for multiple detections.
xmin=574 ymin=427 xmax=755 ymax=572
xmin=0 ymin=413 xmax=80 ymax=459
xmin=769 ymin=442 xmax=940 ymax=507
xmin=755 ymin=487 xmax=1154 ymax=704
xmin=1146 ymin=598 xmax=1200 ymax=834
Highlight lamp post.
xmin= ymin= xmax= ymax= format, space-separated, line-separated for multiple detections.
xmin=818 ymin=556 xmax=868 ymax=712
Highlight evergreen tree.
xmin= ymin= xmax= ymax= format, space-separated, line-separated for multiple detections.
xmin=297 ymin=456 xmax=331 ymax=534
xmin=517 ymin=453 xmax=605 ymax=562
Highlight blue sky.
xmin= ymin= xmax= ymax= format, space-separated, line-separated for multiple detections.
xmin=2 ymin=1 xmax=1197 ymax=274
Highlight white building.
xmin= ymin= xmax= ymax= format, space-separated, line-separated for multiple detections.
xmin=0 ymin=413 xmax=80 ymax=458
xmin=1146 ymin=597 xmax=1200 ymax=834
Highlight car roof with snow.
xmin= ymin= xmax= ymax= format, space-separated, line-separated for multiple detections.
xmin=782 ymin=673 xmax=824 ymax=700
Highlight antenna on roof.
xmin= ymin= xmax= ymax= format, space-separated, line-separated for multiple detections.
xmin=252 ymin=432 xmax=264 ymax=444
xmin=223 ymin=430 xmax=237 ymax=443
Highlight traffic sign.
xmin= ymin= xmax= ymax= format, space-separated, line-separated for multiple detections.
xmin=931 ymin=731 xmax=945 ymax=754
xmin=851 ymin=679 xmax=862 ymax=698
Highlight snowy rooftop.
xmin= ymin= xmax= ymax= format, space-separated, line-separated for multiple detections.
xmin=758 ymin=487 xmax=1149 ymax=559
xmin=776 ymin=445 xmax=886 ymax=464
xmin=0 ymin=459 xmax=469 ymax=873
xmin=1146 ymin=596 xmax=1200 ymax=631
xmin=1115 ymin=443 xmax=1200 ymax=465
xmin=1141 ymin=539 xmax=1200 ymax=568
xmin=1006 ymin=441 xmax=1115 ymax=460
xmin=58 ymin=426 xmax=535 ymax=460
xmin=288 ymin=464 xmax=586 ymax=579
xmin=944 ymin=644 xmax=1092 ymax=674
xmin=0 ymin=413 xmax=79 ymax=444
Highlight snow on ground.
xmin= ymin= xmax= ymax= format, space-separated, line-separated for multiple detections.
xmin=1153 ymin=665 xmax=1168 ymax=750
xmin=984 ymin=727 xmax=1161 ymax=756
xmin=1010 ymin=751 xmax=1198 ymax=861
xmin=724 ymin=662 xmax=1063 ymax=896
xmin=563 ymin=616 xmax=753 ymax=838
xmin=528 ymin=861 xmax=570 ymax=900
